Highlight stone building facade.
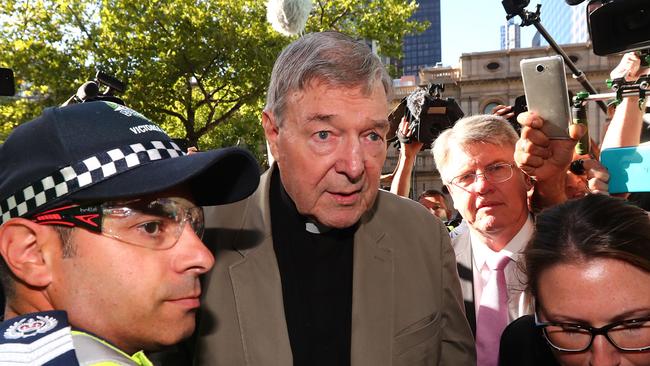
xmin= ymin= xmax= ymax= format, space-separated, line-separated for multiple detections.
xmin=383 ymin=43 xmax=622 ymax=200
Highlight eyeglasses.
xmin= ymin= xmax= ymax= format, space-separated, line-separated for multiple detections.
xmin=30 ymin=197 xmax=204 ymax=250
xmin=448 ymin=162 xmax=515 ymax=189
xmin=535 ymin=312 xmax=650 ymax=352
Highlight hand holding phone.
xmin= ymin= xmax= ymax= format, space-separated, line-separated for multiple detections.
xmin=520 ymin=56 xmax=571 ymax=139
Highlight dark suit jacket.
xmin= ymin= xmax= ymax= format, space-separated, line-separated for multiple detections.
xmin=451 ymin=227 xmax=532 ymax=336
xmin=499 ymin=315 xmax=559 ymax=366
xmin=194 ymin=167 xmax=476 ymax=366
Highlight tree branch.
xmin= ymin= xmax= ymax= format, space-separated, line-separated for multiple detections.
xmin=153 ymin=106 xmax=188 ymax=124
xmin=66 ymin=3 xmax=99 ymax=51
xmin=196 ymin=100 xmax=243 ymax=137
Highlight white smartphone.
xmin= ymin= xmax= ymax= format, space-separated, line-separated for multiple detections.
xmin=520 ymin=55 xmax=571 ymax=139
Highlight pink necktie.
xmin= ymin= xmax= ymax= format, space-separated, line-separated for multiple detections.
xmin=476 ymin=252 xmax=510 ymax=366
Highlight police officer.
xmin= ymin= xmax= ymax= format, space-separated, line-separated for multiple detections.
xmin=0 ymin=101 xmax=259 ymax=365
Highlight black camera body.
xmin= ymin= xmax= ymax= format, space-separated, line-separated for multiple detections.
xmin=574 ymin=0 xmax=650 ymax=57
xmin=507 ymin=94 xmax=528 ymax=134
xmin=389 ymin=84 xmax=464 ymax=147
xmin=502 ymin=0 xmax=530 ymax=18
xmin=63 ymin=70 xmax=126 ymax=106
xmin=587 ymin=0 xmax=650 ymax=56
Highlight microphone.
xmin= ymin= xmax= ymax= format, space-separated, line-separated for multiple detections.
xmin=267 ymin=0 xmax=312 ymax=36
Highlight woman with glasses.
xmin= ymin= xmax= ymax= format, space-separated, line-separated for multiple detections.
xmin=499 ymin=194 xmax=650 ymax=366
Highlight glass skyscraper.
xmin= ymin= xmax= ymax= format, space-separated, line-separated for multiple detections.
xmin=538 ymin=0 xmax=589 ymax=46
xmin=501 ymin=18 xmax=521 ymax=50
xmin=402 ymin=0 xmax=442 ymax=76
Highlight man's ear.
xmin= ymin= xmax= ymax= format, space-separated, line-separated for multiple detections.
xmin=522 ymin=171 xmax=534 ymax=191
xmin=0 ymin=219 xmax=54 ymax=288
xmin=262 ymin=110 xmax=280 ymax=162
xmin=444 ymin=184 xmax=460 ymax=210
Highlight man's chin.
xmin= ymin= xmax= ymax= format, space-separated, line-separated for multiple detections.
xmin=313 ymin=209 xmax=364 ymax=229
xmin=472 ymin=216 xmax=502 ymax=233
xmin=148 ymin=325 xmax=196 ymax=350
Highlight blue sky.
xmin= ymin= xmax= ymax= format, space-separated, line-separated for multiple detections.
xmin=440 ymin=0 xmax=537 ymax=65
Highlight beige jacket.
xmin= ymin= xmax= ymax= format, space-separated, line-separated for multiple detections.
xmin=194 ymin=167 xmax=475 ymax=366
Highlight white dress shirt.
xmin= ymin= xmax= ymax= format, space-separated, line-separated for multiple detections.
xmin=470 ymin=215 xmax=534 ymax=322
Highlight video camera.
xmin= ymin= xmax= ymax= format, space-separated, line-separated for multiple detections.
xmin=61 ymin=70 xmax=192 ymax=151
xmin=62 ymin=70 xmax=126 ymax=106
xmin=568 ymin=0 xmax=650 ymax=59
xmin=388 ymin=84 xmax=464 ymax=147
xmin=0 ymin=68 xmax=15 ymax=96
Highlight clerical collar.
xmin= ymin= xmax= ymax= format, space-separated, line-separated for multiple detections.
xmin=272 ymin=168 xmax=357 ymax=236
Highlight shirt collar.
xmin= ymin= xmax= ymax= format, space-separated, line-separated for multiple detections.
xmin=470 ymin=214 xmax=534 ymax=269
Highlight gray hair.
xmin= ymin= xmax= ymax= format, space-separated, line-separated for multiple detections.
xmin=432 ymin=114 xmax=519 ymax=182
xmin=265 ymin=31 xmax=392 ymax=126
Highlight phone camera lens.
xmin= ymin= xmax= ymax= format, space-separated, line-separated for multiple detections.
xmin=536 ymin=64 xmax=545 ymax=72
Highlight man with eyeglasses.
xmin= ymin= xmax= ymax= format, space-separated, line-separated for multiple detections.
xmin=0 ymin=101 xmax=259 ymax=365
xmin=432 ymin=114 xmax=534 ymax=366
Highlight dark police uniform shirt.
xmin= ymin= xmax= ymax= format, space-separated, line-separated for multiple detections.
xmin=0 ymin=310 xmax=152 ymax=365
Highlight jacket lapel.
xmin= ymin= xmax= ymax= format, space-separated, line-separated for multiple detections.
xmin=452 ymin=230 xmax=477 ymax=335
xmin=350 ymin=200 xmax=394 ymax=366
xmin=227 ymin=168 xmax=293 ymax=366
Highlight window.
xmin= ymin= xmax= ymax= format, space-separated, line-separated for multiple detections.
xmin=486 ymin=61 xmax=501 ymax=71
xmin=483 ymin=102 xmax=501 ymax=114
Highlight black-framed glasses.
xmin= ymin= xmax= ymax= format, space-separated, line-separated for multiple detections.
xmin=448 ymin=162 xmax=515 ymax=189
xmin=30 ymin=197 xmax=204 ymax=250
xmin=534 ymin=311 xmax=650 ymax=352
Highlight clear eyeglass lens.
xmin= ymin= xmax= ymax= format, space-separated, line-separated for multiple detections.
xmin=451 ymin=163 xmax=513 ymax=188
xmin=609 ymin=320 xmax=650 ymax=350
xmin=545 ymin=325 xmax=592 ymax=351
xmin=101 ymin=197 xmax=204 ymax=250
xmin=546 ymin=319 xmax=650 ymax=351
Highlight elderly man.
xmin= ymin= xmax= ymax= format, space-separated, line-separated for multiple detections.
xmin=431 ymin=114 xmax=534 ymax=366
xmin=0 ymin=101 xmax=259 ymax=365
xmin=194 ymin=31 xmax=475 ymax=366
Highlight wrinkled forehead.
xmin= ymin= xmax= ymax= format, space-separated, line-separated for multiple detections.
xmin=297 ymin=76 xmax=385 ymax=98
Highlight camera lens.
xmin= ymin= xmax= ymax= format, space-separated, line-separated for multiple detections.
xmin=536 ymin=64 xmax=545 ymax=72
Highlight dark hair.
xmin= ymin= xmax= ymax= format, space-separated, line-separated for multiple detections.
xmin=418 ymin=189 xmax=445 ymax=201
xmin=525 ymin=194 xmax=650 ymax=299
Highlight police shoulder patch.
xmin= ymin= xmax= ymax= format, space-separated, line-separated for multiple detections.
xmin=4 ymin=314 xmax=58 ymax=339
xmin=0 ymin=311 xmax=80 ymax=365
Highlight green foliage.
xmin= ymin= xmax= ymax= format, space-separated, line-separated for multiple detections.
xmin=0 ymin=0 xmax=425 ymax=157
xmin=308 ymin=0 xmax=427 ymax=58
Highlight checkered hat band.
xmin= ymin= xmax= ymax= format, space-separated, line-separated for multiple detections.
xmin=0 ymin=140 xmax=183 ymax=224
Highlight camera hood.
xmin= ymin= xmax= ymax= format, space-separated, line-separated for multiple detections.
xmin=588 ymin=0 xmax=650 ymax=55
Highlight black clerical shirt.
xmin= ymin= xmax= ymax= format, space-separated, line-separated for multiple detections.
xmin=270 ymin=169 xmax=354 ymax=366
